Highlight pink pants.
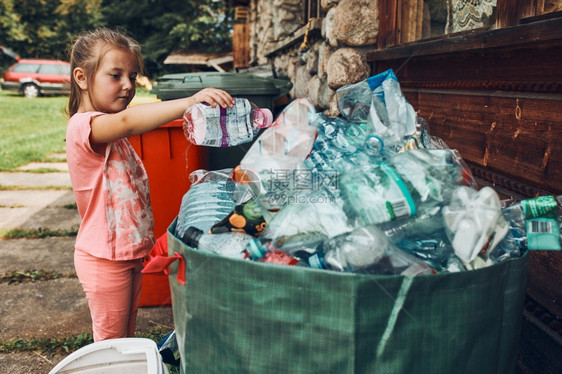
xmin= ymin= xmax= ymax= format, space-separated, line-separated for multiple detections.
xmin=74 ymin=249 xmax=144 ymax=342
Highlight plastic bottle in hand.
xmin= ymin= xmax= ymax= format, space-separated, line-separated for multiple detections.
xmin=308 ymin=225 xmax=434 ymax=276
xmin=181 ymin=226 xmax=251 ymax=259
xmin=183 ymin=97 xmax=274 ymax=147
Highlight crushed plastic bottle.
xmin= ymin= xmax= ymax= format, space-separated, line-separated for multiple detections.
xmin=336 ymin=69 xmax=418 ymax=154
xmin=305 ymin=114 xmax=373 ymax=175
xmin=394 ymin=236 xmax=465 ymax=273
xmin=234 ymin=98 xmax=319 ymax=213
xmin=183 ymin=97 xmax=273 ymax=147
xmin=307 ymin=225 xmax=435 ymax=275
xmin=340 ymin=149 xmax=465 ymax=227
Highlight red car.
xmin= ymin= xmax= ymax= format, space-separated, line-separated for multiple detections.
xmin=1 ymin=59 xmax=71 ymax=98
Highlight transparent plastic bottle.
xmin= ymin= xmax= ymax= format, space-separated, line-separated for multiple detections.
xmin=175 ymin=169 xmax=236 ymax=237
xmin=307 ymin=225 xmax=434 ymax=275
xmin=340 ymin=149 xmax=465 ymax=227
xmin=305 ymin=114 xmax=372 ymax=175
xmin=181 ymin=226 xmax=251 ymax=259
xmin=336 ymin=69 xmax=417 ymax=153
xmin=183 ymin=97 xmax=274 ymax=147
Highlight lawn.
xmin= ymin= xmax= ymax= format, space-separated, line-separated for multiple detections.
xmin=0 ymin=90 xmax=68 ymax=170
xmin=0 ymin=88 xmax=156 ymax=171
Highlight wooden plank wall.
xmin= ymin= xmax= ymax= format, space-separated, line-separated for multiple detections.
xmin=233 ymin=23 xmax=250 ymax=69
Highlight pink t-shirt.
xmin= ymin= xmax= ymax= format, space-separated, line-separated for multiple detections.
xmin=66 ymin=112 xmax=155 ymax=260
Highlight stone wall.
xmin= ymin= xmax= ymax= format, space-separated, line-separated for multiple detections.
xmin=249 ymin=0 xmax=378 ymax=113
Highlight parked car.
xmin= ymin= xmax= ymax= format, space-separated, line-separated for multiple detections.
xmin=1 ymin=59 xmax=71 ymax=98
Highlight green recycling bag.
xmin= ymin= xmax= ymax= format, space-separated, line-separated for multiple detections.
xmin=167 ymin=218 xmax=528 ymax=374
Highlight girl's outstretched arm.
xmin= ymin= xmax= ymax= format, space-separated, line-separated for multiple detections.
xmin=89 ymin=88 xmax=234 ymax=146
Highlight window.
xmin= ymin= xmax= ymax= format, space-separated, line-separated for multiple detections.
xmin=38 ymin=63 xmax=69 ymax=76
xmin=378 ymin=0 xmax=562 ymax=48
xmin=12 ymin=63 xmax=39 ymax=73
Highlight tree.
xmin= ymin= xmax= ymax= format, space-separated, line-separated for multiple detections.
xmin=4 ymin=0 xmax=103 ymax=60
xmin=0 ymin=0 xmax=232 ymax=76
xmin=102 ymin=0 xmax=233 ymax=76
xmin=53 ymin=0 xmax=104 ymax=59
xmin=0 ymin=0 xmax=27 ymax=68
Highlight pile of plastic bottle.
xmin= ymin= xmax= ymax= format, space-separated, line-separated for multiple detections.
xmin=176 ymin=69 xmax=562 ymax=276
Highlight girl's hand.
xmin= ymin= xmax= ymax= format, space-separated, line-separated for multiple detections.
xmin=192 ymin=88 xmax=234 ymax=108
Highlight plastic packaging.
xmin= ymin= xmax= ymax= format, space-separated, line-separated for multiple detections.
xmin=336 ymin=69 xmax=417 ymax=154
xmin=394 ymin=236 xmax=465 ymax=273
xmin=167 ymin=69 xmax=529 ymax=274
xmin=175 ymin=169 xmax=236 ymax=237
xmin=305 ymin=114 xmax=372 ymax=175
xmin=181 ymin=226 xmax=251 ymax=259
xmin=501 ymin=195 xmax=562 ymax=251
xmin=183 ymin=97 xmax=274 ymax=147
xmin=340 ymin=149 xmax=465 ymax=227
xmin=442 ymin=186 xmax=507 ymax=264
xmin=157 ymin=331 xmax=180 ymax=367
xmin=308 ymin=225 xmax=435 ymax=275
xmin=245 ymin=188 xmax=352 ymax=262
xmin=235 ymin=98 xmax=319 ymax=213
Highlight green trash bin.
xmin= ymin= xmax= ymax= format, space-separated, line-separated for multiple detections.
xmin=151 ymin=72 xmax=293 ymax=170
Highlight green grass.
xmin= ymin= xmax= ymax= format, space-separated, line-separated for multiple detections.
xmin=0 ymin=90 xmax=68 ymax=171
xmin=0 ymin=88 xmax=156 ymax=171
xmin=0 ymin=227 xmax=78 ymax=239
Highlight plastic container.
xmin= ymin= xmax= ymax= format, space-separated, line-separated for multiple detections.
xmin=151 ymin=72 xmax=292 ymax=169
xmin=183 ymin=97 xmax=273 ymax=147
xmin=128 ymin=119 xmax=209 ymax=307
xmin=48 ymin=338 xmax=169 ymax=374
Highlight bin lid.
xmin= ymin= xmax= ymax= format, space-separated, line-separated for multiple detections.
xmin=151 ymin=72 xmax=292 ymax=101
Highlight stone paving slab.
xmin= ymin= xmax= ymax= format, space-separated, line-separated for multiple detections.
xmin=17 ymin=205 xmax=81 ymax=232
xmin=0 ymin=172 xmax=71 ymax=188
xmin=0 ymin=190 xmax=79 ymax=231
xmin=18 ymin=162 xmax=68 ymax=172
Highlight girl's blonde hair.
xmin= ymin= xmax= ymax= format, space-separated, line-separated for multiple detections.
xmin=66 ymin=27 xmax=144 ymax=117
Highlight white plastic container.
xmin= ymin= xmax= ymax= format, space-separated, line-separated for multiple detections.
xmin=48 ymin=338 xmax=169 ymax=374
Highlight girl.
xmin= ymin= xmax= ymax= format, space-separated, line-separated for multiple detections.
xmin=65 ymin=27 xmax=233 ymax=342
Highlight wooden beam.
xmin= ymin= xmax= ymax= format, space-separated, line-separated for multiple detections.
xmin=368 ymin=16 xmax=562 ymax=62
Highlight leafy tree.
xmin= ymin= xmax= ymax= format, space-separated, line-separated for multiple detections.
xmin=4 ymin=0 xmax=102 ymax=61
xmin=53 ymin=0 xmax=104 ymax=59
xmin=102 ymin=0 xmax=233 ymax=76
xmin=0 ymin=0 xmax=27 ymax=68
xmin=12 ymin=0 xmax=62 ymax=58
xmin=1 ymin=0 xmax=232 ymax=76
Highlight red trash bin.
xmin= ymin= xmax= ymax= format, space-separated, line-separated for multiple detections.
xmin=128 ymin=119 xmax=209 ymax=306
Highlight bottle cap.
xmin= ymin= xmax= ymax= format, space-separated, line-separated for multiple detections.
xmin=182 ymin=226 xmax=204 ymax=248
xmin=256 ymin=109 xmax=274 ymax=128
xmin=364 ymin=135 xmax=384 ymax=156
